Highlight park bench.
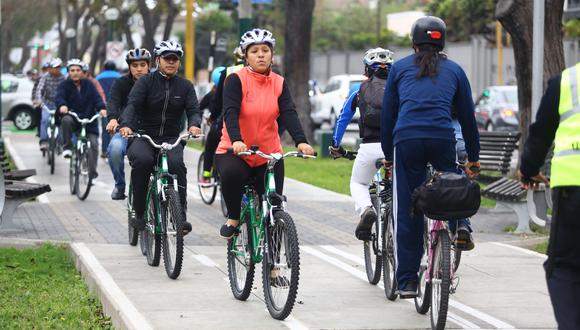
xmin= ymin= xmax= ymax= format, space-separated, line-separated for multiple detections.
xmin=0 ymin=146 xmax=36 ymax=181
xmin=478 ymin=131 xmax=550 ymax=233
xmin=0 ymin=143 xmax=52 ymax=231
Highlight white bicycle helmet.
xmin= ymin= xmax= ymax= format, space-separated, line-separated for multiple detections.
xmin=67 ymin=58 xmax=85 ymax=69
xmin=82 ymin=62 xmax=90 ymax=72
xmin=126 ymin=48 xmax=152 ymax=64
xmin=154 ymin=40 xmax=184 ymax=57
xmin=239 ymin=28 xmax=276 ymax=53
xmin=49 ymin=57 xmax=63 ymax=68
xmin=363 ymin=48 xmax=394 ymax=66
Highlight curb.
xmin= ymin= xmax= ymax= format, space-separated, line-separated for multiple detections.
xmin=69 ymin=242 xmax=153 ymax=330
xmin=0 ymin=237 xmax=64 ymax=249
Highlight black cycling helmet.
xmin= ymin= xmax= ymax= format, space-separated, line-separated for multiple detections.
xmin=411 ymin=16 xmax=446 ymax=49
xmin=103 ymin=60 xmax=117 ymax=71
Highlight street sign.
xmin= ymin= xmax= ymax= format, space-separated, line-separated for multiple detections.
xmin=216 ymin=38 xmax=227 ymax=52
xmin=106 ymin=41 xmax=125 ymax=68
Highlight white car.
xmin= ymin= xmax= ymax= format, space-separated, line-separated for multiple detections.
xmin=1 ymin=74 xmax=36 ymax=130
xmin=310 ymin=74 xmax=366 ymax=128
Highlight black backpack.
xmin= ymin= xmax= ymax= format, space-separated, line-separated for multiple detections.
xmin=359 ymin=75 xmax=386 ymax=129
xmin=412 ymin=171 xmax=481 ymax=221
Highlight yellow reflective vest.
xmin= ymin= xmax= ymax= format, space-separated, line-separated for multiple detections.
xmin=226 ymin=64 xmax=244 ymax=77
xmin=552 ymin=62 xmax=580 ymax=187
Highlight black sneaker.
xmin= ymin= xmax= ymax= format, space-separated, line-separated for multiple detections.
xmin=399 ymin=280 xmax=418 ymax=299
xmin=355 ymin=206 xmax=377 ymax=240
xmin=111 ymin=187 xmax=126 ymax=200
xmin=456 ymin=225 xmax=475 ymax=251
xmin=131 ymin=217 xmax=146 ymax=231
xmin=220 ymin=223 xmax=237 ymax=239
xmin=271 ymin=275 xmax=290 ymax=288
xmin=182 ymin=221 xmax=192 ymax=236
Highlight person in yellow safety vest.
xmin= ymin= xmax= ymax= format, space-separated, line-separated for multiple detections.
xmin=200 ymin=47 xmax=245 ymax=183
xmin=519 ymin=61 xmax=580 ymax=330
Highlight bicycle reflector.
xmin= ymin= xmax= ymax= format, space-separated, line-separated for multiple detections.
xmin=428 ymin=30 xmax=442 ymax=40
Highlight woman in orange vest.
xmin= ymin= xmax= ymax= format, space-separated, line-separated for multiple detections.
xmin=215 ymin=28 xmax=315 ymax=238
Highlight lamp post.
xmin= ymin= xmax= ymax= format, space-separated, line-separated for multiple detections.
xmin=65 ymin=28 xmax=76 ymax=59
xmin=105 ymin=7 xmax=120 ymax=42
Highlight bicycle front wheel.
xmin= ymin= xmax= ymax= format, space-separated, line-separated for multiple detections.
xmin=227 ymin=213 xmax=255 ymax=300
xmin=197 ymin=152 xmax=217 ymax=204
xmin=145 ymin=190 xmax=161 ymax=266
xmin=364 ymin=196 xmax=382 ymax=284
xmin=69 ymin=151 xmax=77 ymax=195
xmin=383 ymin=210 xmax=397 ymax=300
xmin=127 ymin=182 xmax=138 ymax=246
xmin=161 ymin=188 xmax=185 ymax=279
xmin=76 ymin=147 xmax=93 ymax=200
xmin=48 ymin=135 xmax=56 ymax=174
xmin=263 ymin=211 xmax=300 ymax=320
xmin=430 ymin=230 xmax=451 ymax=330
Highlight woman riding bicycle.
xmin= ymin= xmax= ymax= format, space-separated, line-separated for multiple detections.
xmin=216 ymin=28 xmax=315 ymax=239
xmin=380 ymin=16 xmax=480 ymax=298
xmin=330 ymin=47 xmax=394 ymax=241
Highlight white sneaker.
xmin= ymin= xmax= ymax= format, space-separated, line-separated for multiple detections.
xmin=62 ymin=149 xmax=72 ymax=159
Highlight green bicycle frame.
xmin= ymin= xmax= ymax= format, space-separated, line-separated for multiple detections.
xmin=145 ymin=152 xmax=174 ymax=234
xmin=234 ymin=171 xmax=277 ymax=264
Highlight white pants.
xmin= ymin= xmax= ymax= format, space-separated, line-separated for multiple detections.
xmin=350 ymin=142 xmax=385 ymax=216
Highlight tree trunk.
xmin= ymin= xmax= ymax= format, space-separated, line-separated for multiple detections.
xmin=57 ymin=0 xmax=67 ymax=60
xmin=283 ymin=0 xmax=315 ymax=144
xmin=496 ymin=0 xmax=565 ymax=152
xmin=120 ymin=10 xmax=135 ymax=49
xmin=162 ymin=0 xmax=180 ymax=40
xmin=137 ymin=0 xmax=157 ymax=52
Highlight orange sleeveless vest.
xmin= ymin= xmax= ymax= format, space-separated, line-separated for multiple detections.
xmin=216 ymin=67 xmax=284 ymax=167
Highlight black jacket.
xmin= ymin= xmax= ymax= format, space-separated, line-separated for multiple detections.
xmin=520 ymin=74 xmax=561 ymax=178
xmin=107 ymin=74 xmax=134 ymax=122
xmin=55 ymin=78 xmax=106 ymax=135
xmin=121 ymin=71 xmax=201 ymax=138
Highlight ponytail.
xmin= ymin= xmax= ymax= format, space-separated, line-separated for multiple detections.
xmin=414 ymin=44 xmax=447 ymax=78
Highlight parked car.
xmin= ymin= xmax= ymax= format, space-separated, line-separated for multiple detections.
xmin=474 ymin=85 xmax=519 ymax=132
xmin=1 ymin=74 xmax=36 ymax=130
xmin=310 ymin=74 xmax=366 ymax=128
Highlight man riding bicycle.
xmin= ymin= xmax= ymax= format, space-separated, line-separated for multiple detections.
xmin=34 ymin=58 xmax=65 ymax=152
xmin=119 ymin=40 xmax=202 ymax=235
xmin=106 ymin=48 xmax=152 ymax=200
xmin=330 ymin=47 xmax=394 ymax=240
xmin=56 ymin=59 xmax=107 ymax=180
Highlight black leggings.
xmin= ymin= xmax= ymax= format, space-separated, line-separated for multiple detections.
xmin=203 ymin=123 xmax=222 ymax=173
xmin=127 ymin=137 xmax=187 ymax=217
xmin=215 ymin=153 xmax=284 ymax=220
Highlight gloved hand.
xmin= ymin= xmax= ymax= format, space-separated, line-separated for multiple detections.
xmin=329 ymin=145 xmax=346 ymax=159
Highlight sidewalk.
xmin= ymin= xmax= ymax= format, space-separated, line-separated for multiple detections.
xmin=1 ymin=129 xmax=556 ymax=329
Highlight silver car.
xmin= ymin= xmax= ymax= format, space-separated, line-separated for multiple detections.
xmin=474 ymin=85 xmax=519 ymax=132
xmin=1 ymin=74 xmax=36 ymax=130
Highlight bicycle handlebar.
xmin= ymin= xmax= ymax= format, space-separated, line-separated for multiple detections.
xmin=129 ymin=132 xmax=200 ymax=151
xmin=67 ymin=112 xmax=101 ymax=125
xmin=227 ymin=147 xmax=317 ymax=160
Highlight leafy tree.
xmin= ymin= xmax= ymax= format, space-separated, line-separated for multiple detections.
xmin=564 ymin=19 xmax=580 ymax=37
xmin=428 ymin=0 xmax=496 ymax=42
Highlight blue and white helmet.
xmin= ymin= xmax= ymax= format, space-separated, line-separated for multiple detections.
xmin=154 ymin=40 xmax=183 ymax=57
xmin=126 ymin=48 xmax=152 ymax=64
xmin=239 ymin=28 xmax=275 ymax=53
xmin=66 ymin=58 xmax=85 ymax=69
xmin=363 ymin=48 xmax=394 ymax=67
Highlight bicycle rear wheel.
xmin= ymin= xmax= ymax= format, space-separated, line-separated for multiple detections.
xmin=145 ymin=190 xmax=161 ymax=266
xmin=76 ymin=146 xmax=93 ymax=200
xmin=364 ymin=196 xmax=382 ymax=284
xmin=161 ymin=188 xmax=185 ymax=279
xmin=430 ymin=230 xmax=451 ymax=330
xmin=227 ymin=211 xmax=255 ymax=300
xmin=263 ymin=211 xmax=300 ymax=320
xmin=127 ymin=182 xmax=138 ymax=246
xmin=197 ymin=152 xmax=217 ymax=204
xmin=383 ymin=210 xmax=397 ymax=300
xmin=415 ymin=219 xmax=431 ymax=314
xmin=69 ymin=151 xmax=77 ymax=195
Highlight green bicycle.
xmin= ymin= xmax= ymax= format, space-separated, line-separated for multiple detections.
xmin=130 ymin=132 xmax=197 ymax=279
xmin=68 ymin=112 xmax=100 ymax=200
xmin=227 ymin=146 xmax=316 ymax=320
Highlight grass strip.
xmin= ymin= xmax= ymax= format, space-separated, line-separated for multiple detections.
xmin=0 ymin=243 xmax=112 ymax=329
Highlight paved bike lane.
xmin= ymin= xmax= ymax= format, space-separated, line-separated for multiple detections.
xmin=1 ymin=130 xmax=557 ymax=329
